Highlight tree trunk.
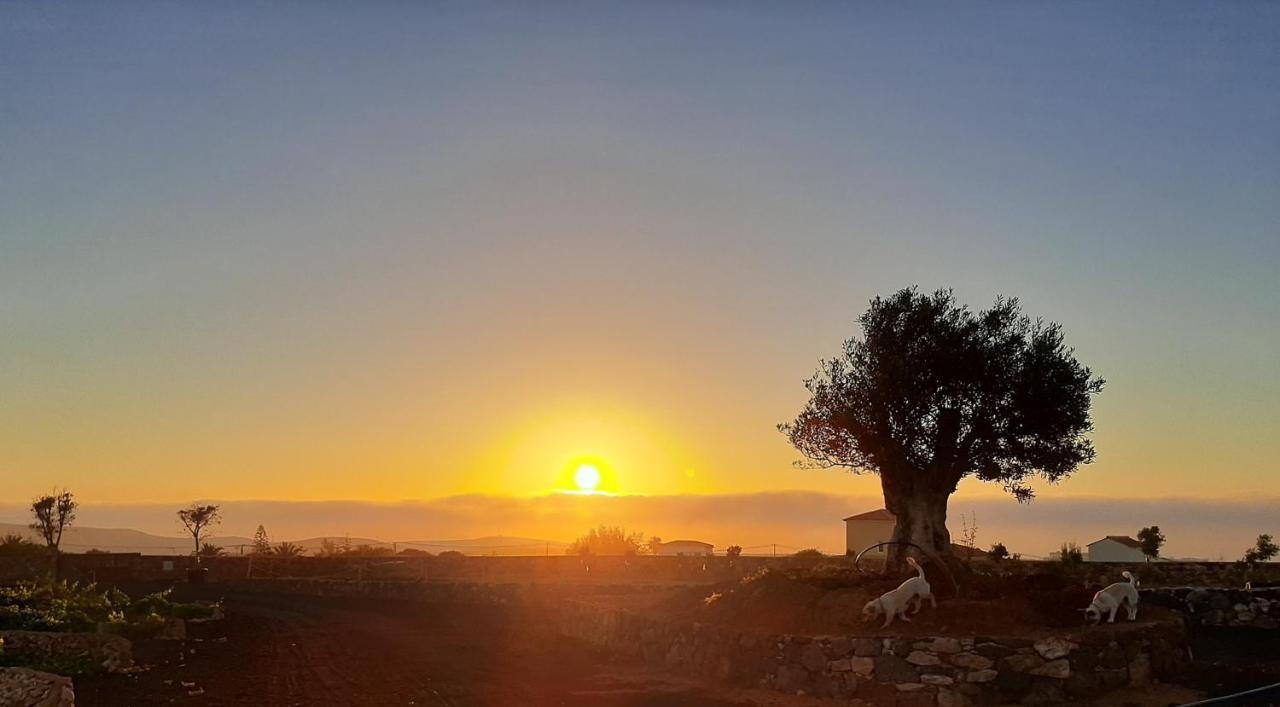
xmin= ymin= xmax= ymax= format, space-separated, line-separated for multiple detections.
xmin=883 ymin=483 xmax=954 ymax=574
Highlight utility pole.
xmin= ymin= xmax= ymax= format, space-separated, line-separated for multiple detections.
xmin=773 ymin=544 xmax=777 ymax=558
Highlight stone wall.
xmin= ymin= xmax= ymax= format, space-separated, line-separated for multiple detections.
xmin=558 ymin=602 xmax=1189 ymax=706
xmin=229 ymin=577 xmax=1192 ymax=706
xmin=0 ymin=631 xmax=132 ymax=673
xmin=0 ymin=667 xmax=74 ymax=707
xmin=1143 ymin=587 xmax=1279 ymax=629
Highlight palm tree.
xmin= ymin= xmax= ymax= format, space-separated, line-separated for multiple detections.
xmin=272 ymin=541 xmax=305 ymax=557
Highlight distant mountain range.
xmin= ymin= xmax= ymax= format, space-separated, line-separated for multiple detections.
xmin=0 ymin=523 xmax=567 ymax=557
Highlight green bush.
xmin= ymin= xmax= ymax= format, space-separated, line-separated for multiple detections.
xmin=0 ymin=581 xmax=218 ymax=634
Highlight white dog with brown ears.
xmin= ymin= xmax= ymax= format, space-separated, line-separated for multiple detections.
xmin=1083 ymin=571 xmax=1140 ymax=624
xmin=862 ymin=557 xmax=936 ymax=628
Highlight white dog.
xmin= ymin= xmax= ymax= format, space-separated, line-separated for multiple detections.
xmin=862 ymin=557 xmax=935 ymax=628
xmin=1083 ymin=571 xmax=1140 ymax=624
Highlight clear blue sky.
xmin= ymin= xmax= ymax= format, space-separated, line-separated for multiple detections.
xmin=2 ymin=2 xmax=1278 ymax=504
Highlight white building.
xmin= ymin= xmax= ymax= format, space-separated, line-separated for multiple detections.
xmin=1086 ymin=536 xmax=1147 ymax=562
xmin=844 ymin=509 xmax=981 ymax=559
xmin=844 ymin=509 xmax=896 ymax=557
xmin=655 ymin=540 xmax=713 ymax=556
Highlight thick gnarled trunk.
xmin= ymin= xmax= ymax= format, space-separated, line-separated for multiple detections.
xmin=883 ymin=481 xmax=953 ymax=574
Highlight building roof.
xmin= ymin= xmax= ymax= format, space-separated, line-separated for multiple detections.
xmin=1088 ymin=535 xmax=1142 ymax=549
xmin=660 ymin=540 xmax=712 ymax=547
xmin=843 ymin=509 xmax=896 ymax=522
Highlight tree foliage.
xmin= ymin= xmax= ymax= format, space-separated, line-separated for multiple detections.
xmin=1137 ymin=526 xmax=1166 ymax=560
xmin=272 ymin=541 xmax=305 ymax=557
xmin=251 ymin=525 xmax=271 ymax=555
xmin=177 ymin=503 xmax=221 ymax=563
xmin=30 ymin=491 xmax=77 ymax=578
xmin=781 ymin=288 xmax=1103 ymax=566
xmin=989 ymin=542 xmax=1009 ymax=560
xmin=1243 ymin=534 xmax=1278 ymax=565
xmin=1058 ymin=541 xmax=1084 ymax=566
xmin=725 ymin=545 xmax=743 ymax=559
xmin=566 ymin=526 xmax=645 ymax=556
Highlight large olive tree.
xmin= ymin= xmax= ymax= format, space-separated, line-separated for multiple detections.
xmin=781 ymin=288 xmax=1103 ymax=569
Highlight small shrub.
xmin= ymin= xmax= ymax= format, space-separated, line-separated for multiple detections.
xmin=1058 ymin=542 xmax=1084 ymax=566
xmin=725 ymin=545 xmax=743 ymax=559
xmin=793 ymin=548 xmax=824 ymax=559
xmin=989 ymin=542 xmax=1009 ymax=561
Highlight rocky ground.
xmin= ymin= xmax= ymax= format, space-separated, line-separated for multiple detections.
xmin=71 ymin=592 xmax=807 ymax=707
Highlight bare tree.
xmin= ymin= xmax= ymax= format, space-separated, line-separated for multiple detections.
xmin=30 ymin=490 xmax=77 ymax=579
xmin=177 ymin=503 xmax=221 ymax=564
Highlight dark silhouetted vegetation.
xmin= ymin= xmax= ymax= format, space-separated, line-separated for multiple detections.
xmin=781 ymin=288 xmax=1103 ymax=570
xmin=272 ymin=541 xmax=305 ymax=557
xmin=566 ymin=526 xmax=645 ymax=556
xmin=989 ymin=542 xmax=1009 ymax=560
xmin=177 ymin=503 xmax=221 ymax=564
xmin=1243 ymin=534 xmax=1278 ymax=565
xmin=725 ymin=545 xmax=743 ymax=559
xmin=1058 ymin=541 xmax=1084 ymax=566
xmin=252 ymin=525 xmax=271 ymax=555
xmin=30 ymin=491 xmax=76 ymax=579
xmin=1137 ymin=526 xmax=1165 ymax=560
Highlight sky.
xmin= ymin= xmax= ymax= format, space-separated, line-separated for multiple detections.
xmin=2 ymin=3 xmax=1278 ymax=556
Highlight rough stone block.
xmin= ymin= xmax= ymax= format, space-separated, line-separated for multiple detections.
xmin=907 ymin=651 xmax=942 ymax=666
xmin=1029 ymin=659 xmax=1070 ymax=679
xmin=1033 ymin=637 xmax=1076 ymax=660
xmin=850 ymin=656 xmax=876 ymax=677
xmin=949 ymin=653 xmax=993 ymax=670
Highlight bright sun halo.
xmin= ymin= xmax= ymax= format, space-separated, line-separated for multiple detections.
xmin=573 ymin=463 xmax=601 ymax=491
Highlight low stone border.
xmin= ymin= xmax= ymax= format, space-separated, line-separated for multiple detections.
xmin=1143 ymin=587 xmax=1278 ymax=629
xmin=0 ymin=667 xmax=74 ymax=707
xmin=232 ymin=578 xmax=1192 ymax=706
xmin=559 ymin=602 xmax=1189 ymax=706
xmin=0 ymin=630 xmax=132 ymax=673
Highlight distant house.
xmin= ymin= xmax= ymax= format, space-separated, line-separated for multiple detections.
xmin=844 ymin=509 xmax=896 ymax=557
xmin=655 ymin=540 xmax=713 ymax=556
xmin=1087 ymin=536 xmax=1147 ymax=562
xmin=845 ymin=509 xmax=981 ymax=559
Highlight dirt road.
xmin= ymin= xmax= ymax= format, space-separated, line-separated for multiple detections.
xmin=74 ymin=593 xmax=787 ymax=707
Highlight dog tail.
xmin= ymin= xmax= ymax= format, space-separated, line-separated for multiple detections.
xmin=906 ymin=556 xmax=924 ymax=579
xmin=1122 ymin=571 xmax=1139 ymax=587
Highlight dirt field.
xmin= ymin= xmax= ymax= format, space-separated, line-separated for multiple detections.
xmin=73 ymin=592 xmax=802 ymax=707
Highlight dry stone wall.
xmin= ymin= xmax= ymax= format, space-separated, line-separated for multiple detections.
xmin=0 ymin=630 xmax=132 ymax=673
xmin=1142 ymin=587 xmax=1279 ymax=629
xmin=558 ymin=602 xmax=1189 ymax=706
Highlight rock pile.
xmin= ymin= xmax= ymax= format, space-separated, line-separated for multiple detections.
xmin=0 ymin=667 xmax=74 ymax=707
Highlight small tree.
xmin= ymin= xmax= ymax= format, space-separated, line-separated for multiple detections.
xmin=781 ymin=288 xmax=1104 ymax=571
xmin=1059 ymin=541 xmax=1084 ymax=566
xmin=177 ymin=503 xmax=221 ymax=564
xmin=1137 ymin=526 xmax=1166 ymax=561
xmin=273 ymin=541 xmax=305 ymax=557
xmin=565 ymin=526 xmax=645 ymax=556
xmin=646 ymin=536 xmax=664 ymax=555
xmin=794 ymin=548 xmax=824 ymax=558
xmin=725 ymin=545 xmax=743 ymax=559
xmin=989 ymin=542 xmax=1009 ymax=561
xmin=251 ymin=525 xmax=271 ymax=555
xmin=30 ymin=490 xmax=77 ymax=579
xmin=1243 ymin=534 xmax=1279 ymax=565
xmin=200 ymin=542 xmax=225 ymax=558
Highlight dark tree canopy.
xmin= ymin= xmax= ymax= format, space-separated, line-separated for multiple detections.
xmin=781 ymin=288 xmax=1103 ymax=566
xmin=1137 ymin=526 xmax=1166 ymax=559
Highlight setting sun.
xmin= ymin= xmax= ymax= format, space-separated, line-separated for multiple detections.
xmin=573 ymin=463 xmax=601 ymax=492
